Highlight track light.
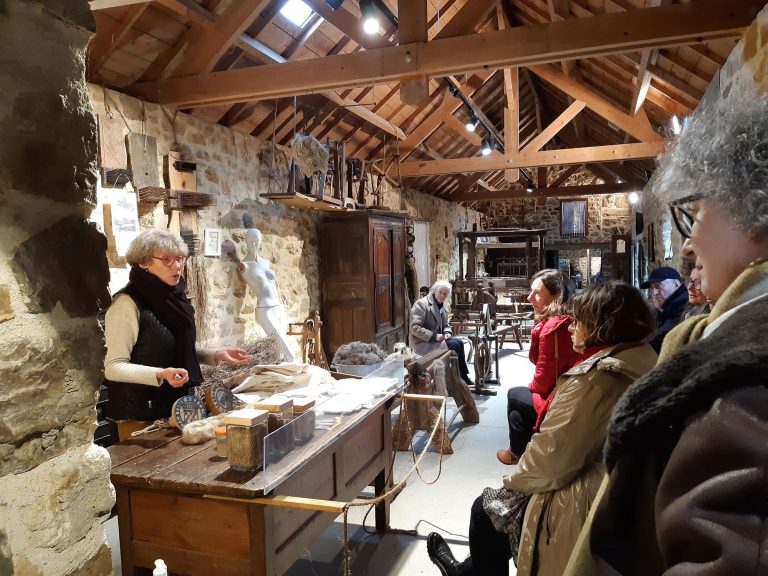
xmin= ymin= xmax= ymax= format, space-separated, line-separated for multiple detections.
xmin=465 ymin=114 xmax=478 ymax=132
xmin=481 ymin=139 xmax=492 ymax=156
xmin=360 ymin=0 xmax=380 ymax=34
xmin=526 ymin=185 xmax=534 ymax=193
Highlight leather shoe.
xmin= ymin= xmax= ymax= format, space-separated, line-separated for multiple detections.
xmin=473 ymin=385 xmax=497 ymax=396
xmin=496 ymin=448 xmax=519 ymax=465
xmin=427 ymin=532 xmax=462 ymax=576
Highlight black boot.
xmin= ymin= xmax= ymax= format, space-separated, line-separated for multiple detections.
xmin=427 ymin=532 xmax=464 ymax=576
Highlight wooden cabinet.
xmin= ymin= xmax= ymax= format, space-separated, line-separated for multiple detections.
xmin=321 ymin=211 xmax=408 ymax=358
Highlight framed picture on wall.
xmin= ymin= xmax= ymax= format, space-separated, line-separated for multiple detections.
xmin=560 ymin=200 xmax=588 ymax=237
xmin=203 ymin=228 xmax=222 ymax=257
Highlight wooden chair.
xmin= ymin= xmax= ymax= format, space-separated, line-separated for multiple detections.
xmin=393 ymin=348 xmax=480 ymax=455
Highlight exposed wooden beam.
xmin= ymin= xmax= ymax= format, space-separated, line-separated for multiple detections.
xmin=449 ymin=183 xmax=637 ymax=202
xmin=435 ymin=0 xmax=499 ymax=40
xmin=235 ymin=35 xmax=406 ymax=140
xmin=529 ymin=64 xmax=663 ymax=143
xmin=131 ymin=0 xmax=760 ymax=107
xmin=537 ymin=167 xmax=548 ymax=188
xmin=396 ymin=142 xmax=666 ymax=177
xmin=498 ymin=7 xmax=520 ymax=183
xmin=522 ymin=99 xmax=585 ymax=153
xmin=89 ymin=0 xmax=145 ymax=8
xmin=300 ymin=0 xmax=393 ymax=50
xmin=170 ymin=0 xmax=271 ymax=78
xmin=630 ymin=50 xmax=653 ymax=115
xmin=399 ymin=0 xmax=429 ymax=105
xmin=89 ymin=4 xmax=149 ymax=73
xmin=447 ymin=77 xmax=504 ymax=148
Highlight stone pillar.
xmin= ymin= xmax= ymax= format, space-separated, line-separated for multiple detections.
xmin=0 ymin=1 xmax=115 ymax=574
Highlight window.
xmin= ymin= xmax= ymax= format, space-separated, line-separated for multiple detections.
xmin=560 ymin=200 xmax=588 ymax=237
xmin=280 ymin=0 xmax=314 ymax=28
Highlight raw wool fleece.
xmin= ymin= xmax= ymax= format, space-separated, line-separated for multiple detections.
xmin=429 ymin=359 xmax=448 ymax=396
xmin=604 ymin=293 xmax=768 ymax=470
xmin=180 ymin=413 xmax=228 ymax=445
xmin=291 ymin=133 xmax=329 ymax=177
xmin=332 ymin=341 xmax=388 ymax=366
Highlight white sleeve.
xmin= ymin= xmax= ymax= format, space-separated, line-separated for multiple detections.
xmin=104 ymin=295 xmax=161 ymax=387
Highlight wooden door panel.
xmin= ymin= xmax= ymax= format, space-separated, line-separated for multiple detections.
xmin=372 ymin=227 xmax=393 ymax=332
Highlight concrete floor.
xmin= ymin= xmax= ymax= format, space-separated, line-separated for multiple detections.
xmin=106 ymin=343 xmax=532 ymax=575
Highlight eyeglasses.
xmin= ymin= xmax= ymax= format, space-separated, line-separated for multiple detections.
xmin=152 ymin=255 xmax=187 ymax=267
xmin=686 ymin=278 xmax=701 ymax=289
xmin=669 ymin=193 xmax=705 ymax=239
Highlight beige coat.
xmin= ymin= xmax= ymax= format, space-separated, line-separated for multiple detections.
xmin=504 ymin=343 xmax=658 ymax=576
xmin=409 ymin=294 xmax=453 ymax=356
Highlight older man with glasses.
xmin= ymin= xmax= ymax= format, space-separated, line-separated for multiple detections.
xmin=640 ymin=266 xmax=688 ymax=353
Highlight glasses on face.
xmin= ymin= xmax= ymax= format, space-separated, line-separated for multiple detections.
xmin=686 ymin=278 xmax=701 ymax=289
xmin=152 ymin=255 xmax=187 ymax=267
xmin=669 ymin=193 xmax=705 ymax=239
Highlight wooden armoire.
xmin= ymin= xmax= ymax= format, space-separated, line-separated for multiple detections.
xmin=320 ymin=210 xmax=408 ymax=359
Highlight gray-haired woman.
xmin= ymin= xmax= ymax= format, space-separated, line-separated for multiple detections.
xmin=104 ymin=229 xmax=251 ymax=440
xmin=410 ymin=280 xmax=495 ymax=396
xmin=566 ymin=95 xmax=768 ymax=575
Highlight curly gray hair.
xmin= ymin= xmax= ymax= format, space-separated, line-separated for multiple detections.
xmin=430 ymin=280 xmax=452 ymax=297
xmin=125 ymin=229 xmax=188 ymax=267
xmin=653 ymin=94 xmax=768 ymax=236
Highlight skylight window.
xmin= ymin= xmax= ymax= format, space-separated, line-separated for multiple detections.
xmin=280 ymin=0 xmax=314 ymax=28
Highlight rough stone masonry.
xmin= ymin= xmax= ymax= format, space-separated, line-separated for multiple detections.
xmin=0 ymin=1 xmax=115 ymax=574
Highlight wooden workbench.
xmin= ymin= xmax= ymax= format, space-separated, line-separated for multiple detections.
xmin=108 ymin=397 xmax=396 ymax=575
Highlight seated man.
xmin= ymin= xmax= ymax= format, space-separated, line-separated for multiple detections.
xmin=410 ymin=280 xmax=495 ymax=396
xmin=641 ymin=266 xmax=688 ymax=353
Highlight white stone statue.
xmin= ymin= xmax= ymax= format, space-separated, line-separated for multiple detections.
xmin=239 ymin=229 xmax=296 ymax=361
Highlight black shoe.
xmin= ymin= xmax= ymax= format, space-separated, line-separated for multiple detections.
xmin=427 ymin=532 xmax=462 ymax=576
xmin=461 ymin=375 xmax=474 ymax=388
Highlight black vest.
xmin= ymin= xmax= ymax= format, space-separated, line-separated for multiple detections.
xmin=105 ymin=293 xmax=194 ymax=421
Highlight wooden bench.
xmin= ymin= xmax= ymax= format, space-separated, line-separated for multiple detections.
xmin=393 ymin=348 xmax=479 ymax=455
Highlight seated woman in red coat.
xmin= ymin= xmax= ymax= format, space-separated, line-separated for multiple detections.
xmin=497 ymin=269 xmax=583 ymax=465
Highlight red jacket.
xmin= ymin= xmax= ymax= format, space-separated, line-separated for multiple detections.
xmin=528 ymin=315 xmax=583 ymax=428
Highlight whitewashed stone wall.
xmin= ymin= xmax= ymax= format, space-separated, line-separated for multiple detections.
xmin=0 ymin=2 xmax=114 ymax=574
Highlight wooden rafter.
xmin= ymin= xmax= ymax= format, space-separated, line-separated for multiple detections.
xmin=448 ymin=182 xmax=637 ymax=202
xmin=396 ymin=142 xmax=666 ymax=177
xmin=528 ymin=65 xmax=663 ymax=142
xmin=89 ymin=4 xmax=149 ymax=74
xmin=522 ymin=99 xmax=585 ymax=153
xmin=548 ymin=164 xmax=582 ymax=187
xmin=130 ymin=0 xmax=760 ymax=107
xmin=399 ymin=0 xmax=429 ymax=105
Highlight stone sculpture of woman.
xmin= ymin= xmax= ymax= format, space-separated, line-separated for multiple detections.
xmin=238 ymin=229 xmax=296 ymax=361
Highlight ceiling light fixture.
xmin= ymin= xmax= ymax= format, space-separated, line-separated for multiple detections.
xmin=465 ymin=114 xmax=479 ymax=132
xmin=360 ymin=0 xmax=380 ymax=34
xmin=526 ymin=185 xmax=534 ymax=193
xmin=481 ymin=139 xmax=492 ymax=156
xmin=617 ymin=178 xmax=623 ymax=184
xmin=628 ymin=192 xmax=639 ymax=204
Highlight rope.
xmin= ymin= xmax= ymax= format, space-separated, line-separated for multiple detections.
xmin=341 ymin=388 xmax=448 ymax=576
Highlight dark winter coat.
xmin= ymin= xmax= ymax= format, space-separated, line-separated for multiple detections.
xmin=566 ymin=273 xmax=768 ymax=576
xmin=648 ymin=283 xmax=688 ymax=353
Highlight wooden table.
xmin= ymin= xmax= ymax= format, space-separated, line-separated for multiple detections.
xmin=108 ymin=397 xmax=396 ymax=575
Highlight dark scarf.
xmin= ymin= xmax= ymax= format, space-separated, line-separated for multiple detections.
xmin=120 ymin=266 xmax=203 ymax=385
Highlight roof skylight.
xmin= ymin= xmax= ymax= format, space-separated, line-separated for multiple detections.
xmin=280 ymin=0 xmax=315 ymax=28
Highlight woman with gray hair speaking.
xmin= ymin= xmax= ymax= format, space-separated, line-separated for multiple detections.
xmin=566 ymin=95 xmax=768 ymax=575
xmin=410 ymin=280 xmax=495 ymax=396
xmin=104 ymin=229 xmax=251 ymax=440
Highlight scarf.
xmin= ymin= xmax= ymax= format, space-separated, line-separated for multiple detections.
xmin=121 ymin=266 xmax=203 ymax=385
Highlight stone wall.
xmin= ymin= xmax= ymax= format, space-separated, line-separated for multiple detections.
xmin=640 ymin=4 xmax=768 ymax=273
xmin=88 ymin=87 xmax=481 ymax=353
xmin=0 ymin=2 xmax=114 ymax=574
xmin=475 ymin=168 xmax=632 ymax=247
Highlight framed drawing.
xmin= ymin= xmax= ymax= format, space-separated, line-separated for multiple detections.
xmin=203 ymin=228 xmax=222 ymax=257
xmin=560 ymin=200 xmax=587 ymax=238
